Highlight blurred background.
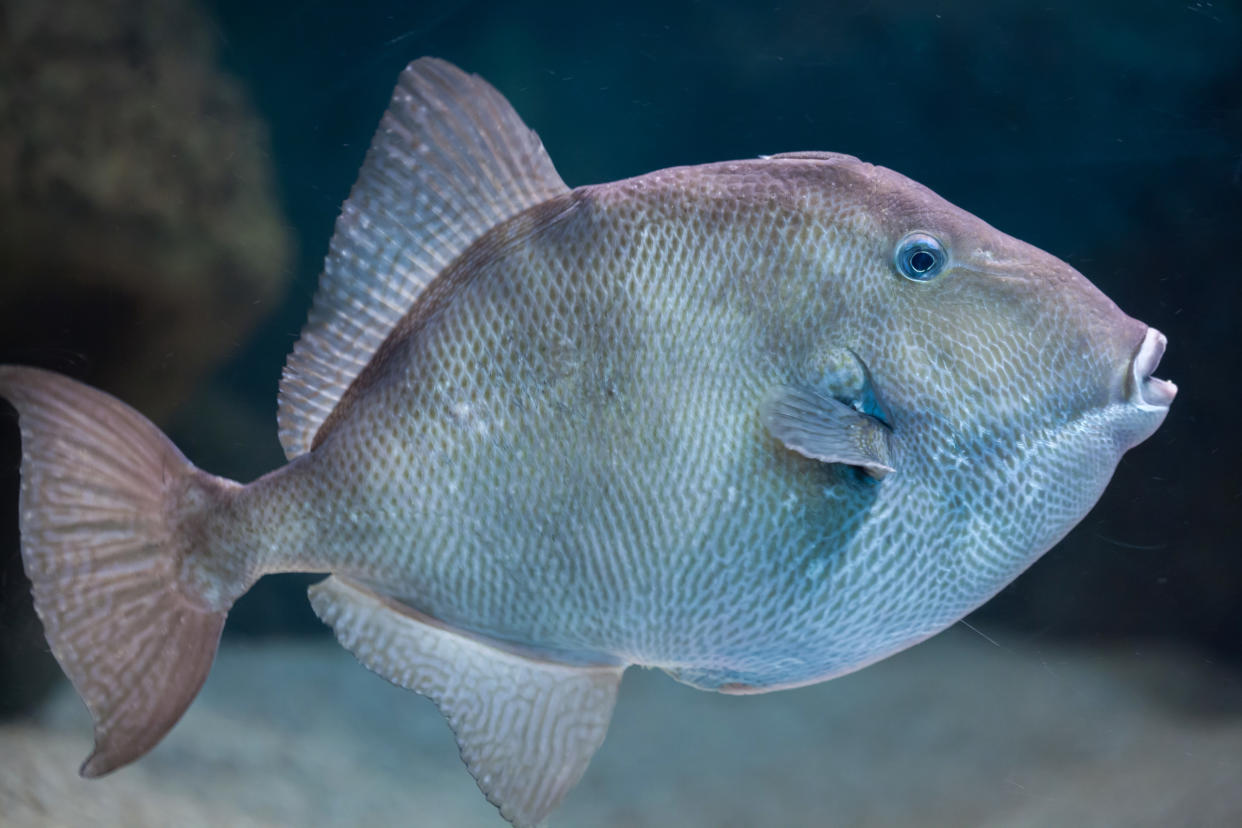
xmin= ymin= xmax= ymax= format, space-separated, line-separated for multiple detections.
xmin=0 ymin=0 xmax=1238 ymax=825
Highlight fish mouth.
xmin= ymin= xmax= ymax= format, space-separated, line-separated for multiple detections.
xmin=1130 ymin=327 xmax=1177 ymax=410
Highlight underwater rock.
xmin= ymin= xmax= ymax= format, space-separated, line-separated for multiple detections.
xmin=0 ymin=630 xmax=1237 ymax=827
xmin=0 ymin=0 xmax=291 ymax=419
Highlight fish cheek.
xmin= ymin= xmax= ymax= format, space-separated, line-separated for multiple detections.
xmin=878 ymin=276 xmax=1027 ymax=421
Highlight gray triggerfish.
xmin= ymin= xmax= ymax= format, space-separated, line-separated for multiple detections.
xmin=0 ymin=58 xmax=1175 ymax=826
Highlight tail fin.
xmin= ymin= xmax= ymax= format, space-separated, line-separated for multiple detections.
xmin=0 ymin=366 xmax=248 ymax=777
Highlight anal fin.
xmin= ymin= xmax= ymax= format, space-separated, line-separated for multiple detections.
xmin=309 ymin=576 xmax=623 ymax=827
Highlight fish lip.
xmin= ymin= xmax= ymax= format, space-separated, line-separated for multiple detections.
xmin=1130 ymin=327 xmax=1177 ymax=410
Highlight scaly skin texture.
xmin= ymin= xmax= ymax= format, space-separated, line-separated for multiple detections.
xmin=210 ymin=154 xmax=1167 ymax=691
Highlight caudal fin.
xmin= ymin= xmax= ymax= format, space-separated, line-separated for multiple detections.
xmin=0 ymin=366 xmax=247 ymax=776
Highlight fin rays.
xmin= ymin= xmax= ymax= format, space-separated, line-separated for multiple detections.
xmin=277 ymin=57 xmax=569 ymax=459
xmin=0 ymin=366 xmax=246 ymax=777
xmin=309 ymin=576 xmax=623 ymax=828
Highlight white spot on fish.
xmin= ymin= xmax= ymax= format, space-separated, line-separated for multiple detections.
xmin=449 ymin=400 xmax=491 ymax=436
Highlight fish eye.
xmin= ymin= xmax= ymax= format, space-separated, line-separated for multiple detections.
xmin=895 ymin=233 xmax=947 ymax=282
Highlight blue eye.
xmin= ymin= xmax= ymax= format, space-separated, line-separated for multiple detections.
xmin=895 ymin=233 xmax=947 ymax=281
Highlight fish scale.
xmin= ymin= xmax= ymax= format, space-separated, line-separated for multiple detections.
xmin=0 ymin=57 xmax=1174 ymax=827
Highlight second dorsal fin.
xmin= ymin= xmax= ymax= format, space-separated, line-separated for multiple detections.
xmin=277 ymin=57 xmax=569 ymax=459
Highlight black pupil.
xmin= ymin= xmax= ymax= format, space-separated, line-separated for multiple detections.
xmin=909 ymin=248 xmax=936 ymax=273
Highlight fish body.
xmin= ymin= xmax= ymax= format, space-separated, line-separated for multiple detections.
xmin=0 ymin=59 xmax=1174 ymax=826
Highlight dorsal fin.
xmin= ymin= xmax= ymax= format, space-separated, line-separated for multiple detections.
xmin=760 ymin=151 xmax=860 ymax=163
xmin=277 ymin=57 xmax=569 ymax=458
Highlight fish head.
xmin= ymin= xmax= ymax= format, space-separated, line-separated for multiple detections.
xmin=830 ymin=157 xmax=1175 ymax=457
xmin=770 ymin=152 xmax=1175 ymax=584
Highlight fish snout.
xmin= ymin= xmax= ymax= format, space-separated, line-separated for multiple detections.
xmin=1129 ymin=327 xmax=1177 ymax=410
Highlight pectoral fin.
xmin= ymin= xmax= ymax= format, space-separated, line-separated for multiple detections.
xmin=309 ymin=576 xmax=623 ymax=828
xmin=761 ymin=384 xmax=896 ymax=478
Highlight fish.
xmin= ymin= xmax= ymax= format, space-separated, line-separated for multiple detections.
xmin=0 ymin=57 xmax=1175 ymax=826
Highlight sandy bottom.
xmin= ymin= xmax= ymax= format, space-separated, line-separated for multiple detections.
xmin=1 ymin=628 xmax=1239 ymax=827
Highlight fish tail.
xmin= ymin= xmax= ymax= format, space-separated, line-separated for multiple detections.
xmin=0 ymin=366 xmax=252 ymax=777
